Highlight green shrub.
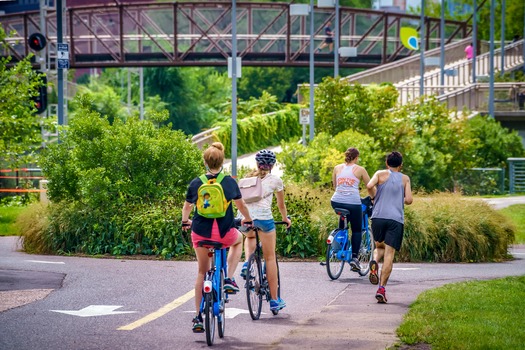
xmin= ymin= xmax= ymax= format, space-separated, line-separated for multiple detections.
xmin=213 ymin=105 xmax=302 ymax=158
xmin=400 ymin=193 xmax=515 ymax=262
xmin=279 ymin=130 xmax=382 ymax=187
xmin=30 ymin=96 xmax=203 ymax=257
xmin=17 ymin=202 xmax=52 ymax=253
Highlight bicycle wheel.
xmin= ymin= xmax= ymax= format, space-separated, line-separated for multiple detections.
xmin=326 ymin=244 xmax=345 ymax=280
xmin=358 ymin=229 xmax=374 ymax=277
xmin=271 ymin=258 xmax=281 ymax=316
xmin=204 ymin=292 xmax=215 ymax=346
xmin=217 ymin=269 xmax=226 ymax=338
xmin=246 ymin=253 xmax=263 ymax=320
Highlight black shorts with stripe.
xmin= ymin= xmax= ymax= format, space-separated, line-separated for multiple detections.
xmin=371 ymin=218 xmax=404 ymax=251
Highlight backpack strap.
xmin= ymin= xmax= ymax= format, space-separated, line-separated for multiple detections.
xmin=199 ymin=174 xmax=208 ymax=184
xmin=216 ymin=172 xmax=225 ymax=183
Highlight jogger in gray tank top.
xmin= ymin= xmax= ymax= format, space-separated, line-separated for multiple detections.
xmin=366 ymin=152 xmax=413 ymax=304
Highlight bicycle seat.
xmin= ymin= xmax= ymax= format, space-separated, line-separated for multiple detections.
xmin=197 ymin=240 xmax=224 ymax=249
xmin=333 ymin=208 xmax=350 ymax=217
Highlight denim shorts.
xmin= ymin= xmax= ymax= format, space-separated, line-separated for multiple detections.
xmin=253 ymin=219 xmax=275 ymax=232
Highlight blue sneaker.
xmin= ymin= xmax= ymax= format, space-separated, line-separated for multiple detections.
xmin=240 ymin=262 xmax=248 ymax=279
xmin=270 ymin=298 xmax=286 ymax=311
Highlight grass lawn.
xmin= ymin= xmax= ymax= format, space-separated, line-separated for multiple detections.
xmin=499 ymin=204 xmax=525 ymax=244
xmin=396 ymin=276 xmax=525 ymax=350
xmin=0 ymin=206 xmax=25 ymax=236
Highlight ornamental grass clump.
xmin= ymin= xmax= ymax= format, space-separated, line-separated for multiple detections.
xmin=400 ymin=193 xmax=515 ymax=262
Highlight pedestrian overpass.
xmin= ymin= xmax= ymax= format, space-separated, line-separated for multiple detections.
xmin=1 ymin=1 xmax=470 ymax=69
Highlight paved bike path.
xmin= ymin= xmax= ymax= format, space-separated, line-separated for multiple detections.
xmin=274 ymin=244 xmax=525 ymax=350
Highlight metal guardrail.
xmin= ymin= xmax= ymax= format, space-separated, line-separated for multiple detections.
xmin=343 ymin=37 xmax=473 ymax=85
xmin=395 ymin=40 xmax=524 ymax=105
xmin=509 ymin=158 xmax=525 ymax=194
xmin=432 ymin=82 xmax=525 ymax=112
xmin=397 ymin=39 xmax=524 ymax=93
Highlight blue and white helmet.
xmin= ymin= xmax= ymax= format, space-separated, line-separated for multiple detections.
xmin=255 ymin=149 xmax=276 ymax=168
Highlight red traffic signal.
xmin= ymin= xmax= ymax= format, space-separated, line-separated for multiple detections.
xmin=28 ymin=33 xmax=47 ymax=51
xmin=33 ymin=72 xmax=48 ymax=114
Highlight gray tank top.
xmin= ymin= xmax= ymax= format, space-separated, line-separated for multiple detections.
xmin=371 ymin=170 xmax=405 ymax=224
xmin=331 ymin=164 xmax=361 ymax=205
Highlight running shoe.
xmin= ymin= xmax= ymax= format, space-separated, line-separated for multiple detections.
xmin=240 ymin=262 xmax=248 ymax=279
xmin=369 ymin=260 xmax=379 ymax=285
xmin=224 ymin=278 xmax=239 ymax=294
xmin=376 ymin=286 xmax=387 ymax=304
xmin=270 ymin=298 xmax=286 ymax=311
xmin=192 ymin=315 xmax=204 ymax=333
xmin=224 ymin=277 xmax=240 ymax=294
xmin=349 ymin=257 xmax=361 ymax=271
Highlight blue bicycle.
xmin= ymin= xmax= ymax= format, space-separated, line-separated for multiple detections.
xmin=197 ymin=240 xmax=229 ymax=346
xmin=326 ymin=196 xmax=374 ymax=280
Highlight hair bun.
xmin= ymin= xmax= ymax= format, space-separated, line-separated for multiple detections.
xmin=211 ymin=142 xmax=224 ymax=152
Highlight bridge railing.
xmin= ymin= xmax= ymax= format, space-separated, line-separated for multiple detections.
xmin=0 ymin=2 xmax=468 ymax=68
xmin=343 ymin=37 xmax=472 ymax=85
xmin=396 ymin=39 xmax=525 ymax=100
xmin=430 ymin=82 xmax=525 ymax=112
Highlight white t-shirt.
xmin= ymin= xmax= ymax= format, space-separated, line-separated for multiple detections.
xmin=245 ymin=173 xmax=284 ymax=220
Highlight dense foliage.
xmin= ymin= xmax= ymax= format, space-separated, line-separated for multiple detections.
xmin=33 ymin=96 xmax=203 ymax=257
xmin=0 ymin=28 xmax=48 ymax=165
xmin=279 ymin=77 xmax=525 ymax=192
xmin=213 ymin=104 xmax=303 ymax=158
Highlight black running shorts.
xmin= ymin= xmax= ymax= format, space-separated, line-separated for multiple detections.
xmin=371 ymin=218 xmax=404 ymax=251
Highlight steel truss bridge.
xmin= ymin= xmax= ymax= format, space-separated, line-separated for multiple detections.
xmin=1 ymin=1 xmax=471 ymax=69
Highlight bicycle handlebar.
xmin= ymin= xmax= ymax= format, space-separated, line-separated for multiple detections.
xmin=234 ymin=218 xmax=291 ymax=233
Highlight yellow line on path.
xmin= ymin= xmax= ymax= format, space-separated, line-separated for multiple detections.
xmin=118 ymin=289 xmax=195 ymax=331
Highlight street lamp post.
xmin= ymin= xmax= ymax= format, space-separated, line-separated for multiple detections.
xmin=309 ymin=0 xmax=315 ymax=141
xmin=488 ymin=0 xmax=496 ymax=118
xmin=419 ymin=0 xmax=425 ymax=98
xmin=231 ymin=0 xmax=238 ymax=176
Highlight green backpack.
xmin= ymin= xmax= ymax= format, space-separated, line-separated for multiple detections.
xmin=196 ymin=173 xmax=231 ymax=219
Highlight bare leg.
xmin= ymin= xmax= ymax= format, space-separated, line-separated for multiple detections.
xmin=374 ymin=241 xmax=385 ymax=263
xmin=258 ymin=229 xmax=278 ymax=300
xmin=380 ymin=244 xmax=396 ymax=287
xmin=227 ymin=232 xmax=243 ymax=279
xmin=194 ymin=247 xmax=211 ymax=314
xmin=243 ymin=231 xmax=256 ymax=261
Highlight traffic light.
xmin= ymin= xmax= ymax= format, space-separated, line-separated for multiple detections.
xmin=33 ymin=72 xmax=48 ymax=114
xmin=28 ymin=33 xmax=47 ymax=52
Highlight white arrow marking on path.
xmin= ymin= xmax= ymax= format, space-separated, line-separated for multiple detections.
xmin=51 ymin=305 xmax=137 ymax=317
xmin=26 ymin=260 xmax=65 ymax=264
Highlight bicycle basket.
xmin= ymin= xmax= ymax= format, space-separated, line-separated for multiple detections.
xmin=331 ymin=230 xmax=346 ymax=252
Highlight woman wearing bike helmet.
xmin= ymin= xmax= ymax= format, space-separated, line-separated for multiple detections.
xmin=331 ymin=147 xmax=372 ymax=271
xmin=240 ymin=149 xmax=291 ymax=312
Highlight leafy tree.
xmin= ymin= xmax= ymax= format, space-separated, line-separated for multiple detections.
xmin=42 ymin=95 xmax=202 ymax=205
xmin=464 ymin=115 xmax=525 ymax=168
xmin=238 ymin=67 xmax=293 ymax=101
xmin=0 ymin=28 xmax=47 ymax=164
xmin=313 ymin=77 xmax=398 ymax=136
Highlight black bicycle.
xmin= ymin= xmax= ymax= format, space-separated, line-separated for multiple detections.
xmin=241 ymin=221 xmax=289 ymax=320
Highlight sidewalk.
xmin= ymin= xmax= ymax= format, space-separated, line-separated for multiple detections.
xmin=224 ymin=146 xmax=283 ymax=177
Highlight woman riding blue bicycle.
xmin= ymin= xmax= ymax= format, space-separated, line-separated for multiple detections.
xmin=181 ymin=142 xmax=253 ymax=333
xmin=330 ymin=147 xmax=372 ymax=271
